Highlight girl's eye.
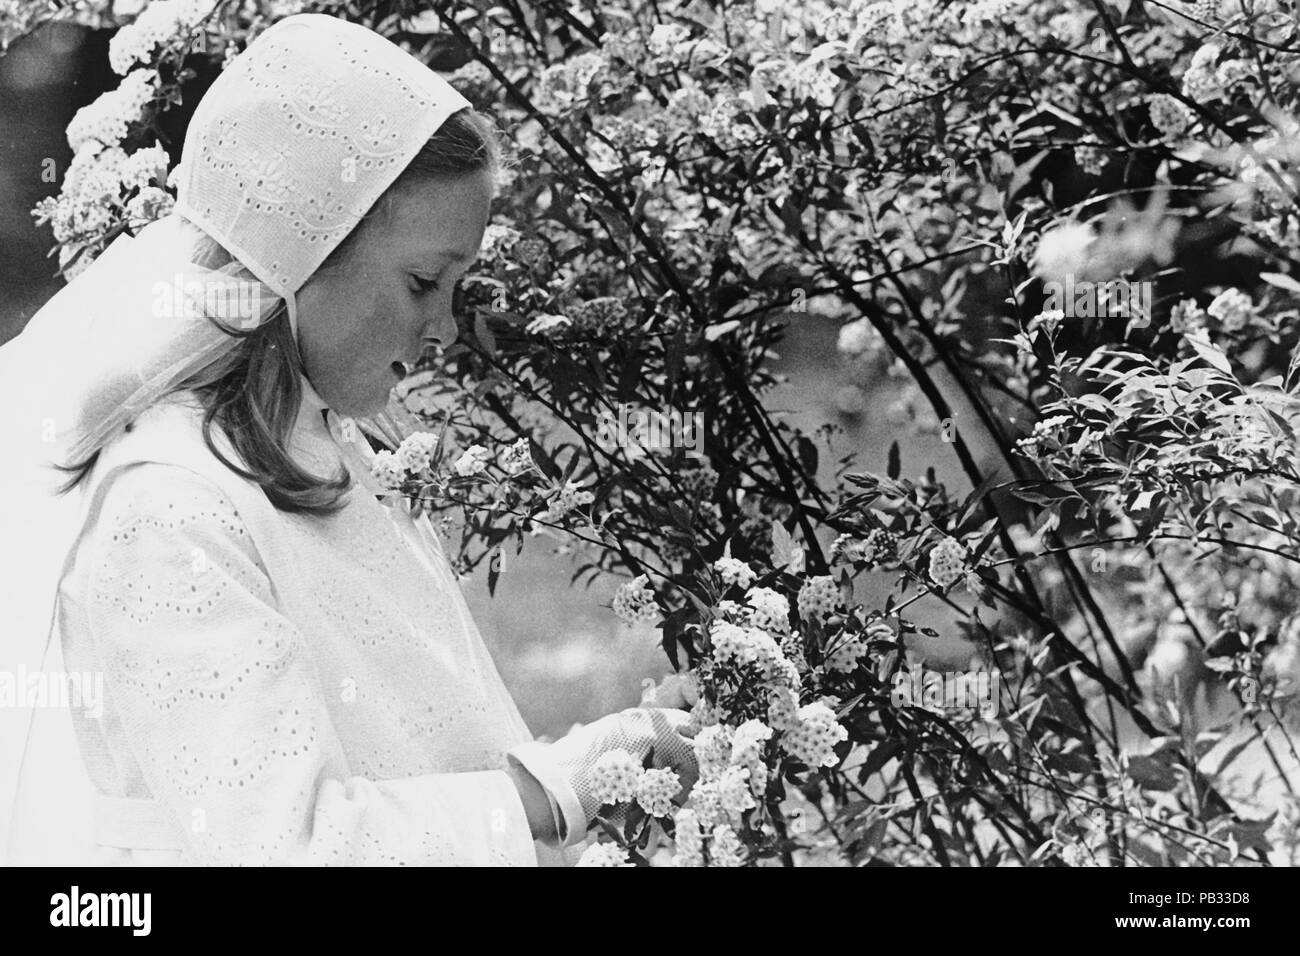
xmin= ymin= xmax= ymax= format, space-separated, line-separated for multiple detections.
xmin=411 ymin=275 xmax=440 ymax=294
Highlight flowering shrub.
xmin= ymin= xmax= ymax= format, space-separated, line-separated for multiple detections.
xmin=18 ymin=0 xmax=1300 ymax=865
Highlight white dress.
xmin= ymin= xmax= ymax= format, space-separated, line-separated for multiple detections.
xmin=45 ymin=378 xmax=585 ymax=866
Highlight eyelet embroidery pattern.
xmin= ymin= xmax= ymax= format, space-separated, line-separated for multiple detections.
xmin=173 ymin=15 xmax=470 ymax=296
xmin=67 ymin=402 xmax=542 ymax=865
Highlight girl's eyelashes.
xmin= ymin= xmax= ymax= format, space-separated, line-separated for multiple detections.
xmin=410 ymin=274 xmax=440 ymax=294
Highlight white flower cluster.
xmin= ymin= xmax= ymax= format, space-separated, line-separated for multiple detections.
xmin=499 ymin=437 xmax=533 ymax=475
xmin=532 ymin=51 xmax=610 ymax=115
xmin=708 ymin=824 xmax=746 ymax=866
xmin=369 ymin=450 xmax=406 ymax=492
xmin=1207 ymin=288 xmax=1253 ymax=331
xmin=781 ymin=700 xmax=848 ymax=768
xmin=34 ymin=140 xmax=170 ymax=249
xmin=668 ymin=806 xmax=748 ymax=867
xmin=730 ymin=719 xmax=773 ymax=796
xmin=1169 ymin=299 xmax=1207 ymax=335
xmin=699 ymin=90 xmax=760 ymax=151
xmin=1180 ymin=43 xmax=1253 ymax=102
xmin=395 ymin=431 xmax=439 ymax=475
xmin=767 ymin=686 xmax=799 ymax=732
xmin=961 ymin=0 xmax=1027 ymax=25
xmin=709 ymin=620 xmax=799 ymax=687
xmin=479 ymin=223 xmax=521 ymax=262
xmin=780 ymin=631 xmax=809 ymax=676
xmin=575 ymin=842 xmax=634 ymax=867
xmin=453 ymin=444 xmax=490 ymax=477
xmin=538 ymin=479 xmax=595 ymax=522
xmin=688 ymin=719 xmax=771 ymax=832
xmin=928 ymin=536 xmax=969 ymax=589
xmin=612 ymin=573 xmax=660 ymax=626
xmin=647 ymin=23 xmax=692 ymax=61
xmin=713 ymin=555 xmax=756 ymax=589
xmin=670 ymin=808 xmax=705 ymax=866
xmin=825 ymin=620 xmax=892 ymax=674
xmin=108 ymin=0 xmax=216 ymax=76
xmin=66 ymin=69 xmax=157 ymax=153
xmin=744 ymin=586 xmax=790 ymax=634
xmin=1147 ymin=93 xmax=1196 ymax=142
xmin=797 ymin=574 xmax=840 ymax=620
xmin=1014 ymin=414 xmax=1071 ymax=457
xmin=589 ymin=749 xmax=682 ymax=817
xmin=635 ymin=768 xmax=682 ymax=817
xmin=1031 ymin=221 xmax=1096 ymax=281
xmin=824 ymin=634 xmax=868 ymax=674
xmin=837 ymin=317 xmax=881 ymax=357
xmin=589 ymin=749 xmax=642 ymax=805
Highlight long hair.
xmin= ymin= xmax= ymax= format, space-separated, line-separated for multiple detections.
xmin=57 ymin=106 xmax=504 ymax=516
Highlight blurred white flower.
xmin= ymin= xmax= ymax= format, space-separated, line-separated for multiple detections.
xmin=837 ymin=317 xmax=880 ymax=357
xmin=1207 ymin=288 xmax=1253 ymax=331
xmin=1032 ymin=222 xmax=1096 ymax=281
xmin=369 ymin=450 xmax=404 ymax=491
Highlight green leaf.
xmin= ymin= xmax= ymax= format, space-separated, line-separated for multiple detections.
xmin=1184 ymin=331 xmax=1232 ymax=374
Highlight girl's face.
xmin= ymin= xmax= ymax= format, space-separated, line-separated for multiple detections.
xmin=294 ymin=168 xmax=493 ymax=417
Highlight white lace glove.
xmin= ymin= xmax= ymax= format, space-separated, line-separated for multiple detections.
xmin=507 ymin=707 xmax=699 ymax=847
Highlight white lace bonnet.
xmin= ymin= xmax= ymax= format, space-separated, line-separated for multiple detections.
xmin=175 ymin=12 xmax=472 ymax=333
